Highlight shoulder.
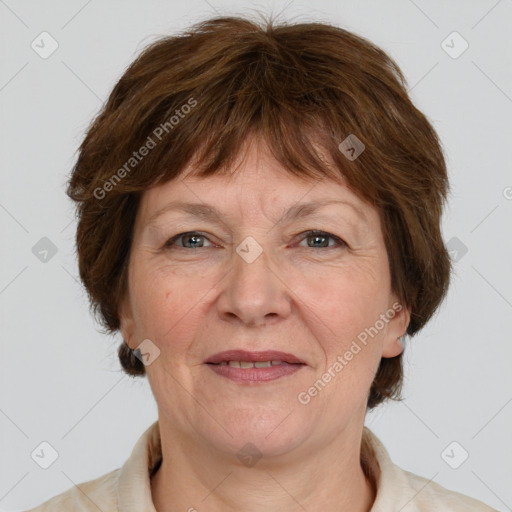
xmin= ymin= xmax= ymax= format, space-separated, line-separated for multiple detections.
xmin=24 ymin=467 xmax=120 ymax=512
xmin=362 ymin=427 xmax=497 ymax=512
xmin=399 ymin=468 xmax=498 ymax=511
xmin=24 ymin=420 xmax=161 ymax=512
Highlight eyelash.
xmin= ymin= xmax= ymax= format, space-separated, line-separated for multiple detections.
xmin=163 ymin=230 xmax=347 ymax=251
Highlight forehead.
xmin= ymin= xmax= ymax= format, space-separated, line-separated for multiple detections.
xmin=146 ymin=140 xmax=330 ymax=196
xmin=136 ymin=140 xmax=375 ymax=229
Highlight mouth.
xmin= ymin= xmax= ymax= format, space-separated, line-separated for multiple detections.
xmin=204 ymin=350 xmax=306 ymax=365
xmin=204 ymin=350 xmax=306 ymax=383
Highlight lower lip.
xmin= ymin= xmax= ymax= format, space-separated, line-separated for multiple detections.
xmin=206 ymin=363 xmax=305 ymax=383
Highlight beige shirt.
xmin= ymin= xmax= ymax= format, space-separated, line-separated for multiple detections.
xmin=26 ymin=420 xmax=496 ymax=511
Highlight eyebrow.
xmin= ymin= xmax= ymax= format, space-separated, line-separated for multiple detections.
xmin=146 ymin=198 xmax=367 ymax=227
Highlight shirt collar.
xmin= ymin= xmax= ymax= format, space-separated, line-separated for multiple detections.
xmin=117 ymin=420 xmax=161 ymax=512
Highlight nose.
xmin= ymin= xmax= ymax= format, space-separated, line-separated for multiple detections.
xmin=216 ymin=243 xmax=292 ymax=327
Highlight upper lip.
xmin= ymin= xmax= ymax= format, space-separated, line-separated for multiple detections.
xmin=204 ymin=350 xmax=306 ymax=365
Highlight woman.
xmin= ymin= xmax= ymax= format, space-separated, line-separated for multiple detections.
xmin=27 ymin=15 xmax=496 ymax=512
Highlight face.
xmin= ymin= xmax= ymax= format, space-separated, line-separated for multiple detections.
xmin=119 ymin=138 xmax=410 ymax=459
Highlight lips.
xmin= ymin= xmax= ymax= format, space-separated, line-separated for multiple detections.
xmin=204 ymin=350 xmax=305 ymax=365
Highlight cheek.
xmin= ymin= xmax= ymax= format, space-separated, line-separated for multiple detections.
xmin=130 ymin=266 xmax=182 ymax=334
xmin=305 ymin=272 xmax=386 ymax=409
xmin=295 ymin=264 xmax=390 ymax=382
xmin=130 ymin=263 xmax=212 ymax=357
xmin=298 ymin=262 xmax=387 ymax=331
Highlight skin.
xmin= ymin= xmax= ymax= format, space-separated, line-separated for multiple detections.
xmin=119 ymin=136 xmax=410 ymax=512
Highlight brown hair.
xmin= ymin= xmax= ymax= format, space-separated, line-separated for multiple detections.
xmin=67 ymin=15 xmax=451 ymax=409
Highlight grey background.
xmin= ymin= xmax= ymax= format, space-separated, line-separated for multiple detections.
xmin=1 ymin=0 xmax=511 ymax=510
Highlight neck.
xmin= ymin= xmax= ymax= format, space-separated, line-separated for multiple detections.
xmin=151 ymin=420 xmax=376 ymax=512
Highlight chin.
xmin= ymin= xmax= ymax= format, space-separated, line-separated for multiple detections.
xmin=199 ymin=408 xmax=313 ymax=460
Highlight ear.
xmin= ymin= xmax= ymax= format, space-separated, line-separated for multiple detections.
xmin=118 ymin=293 xmax=136 ymax=351
xmin=382 ymin=297 xmax=411 ymax=358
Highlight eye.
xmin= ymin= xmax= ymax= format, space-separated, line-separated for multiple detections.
xmin=163 ymin=230 xmax=347 ymax=251
xmin=297 ymin=230 xmax=347 ymax=249
xmin=164 ymin=232 xmax=213 ymax=250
